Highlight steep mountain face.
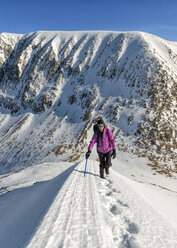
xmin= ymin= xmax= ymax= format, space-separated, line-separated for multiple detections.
xmin=0 ymin=31 xmax=177 ymax=176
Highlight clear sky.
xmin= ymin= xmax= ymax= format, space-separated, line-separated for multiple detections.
xmin=1 ymin=0 xmax=177 ymax=41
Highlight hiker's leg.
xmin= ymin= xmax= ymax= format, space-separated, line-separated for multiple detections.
xmin=105 ymin=167 xmax=109 ymax=175
xmin=99 ymin=167 xmax=105 ymax=179
xmin=98 ymin=153 xmax=106 ymax=178
xmin=105 ymin=151 xmax=112 ymax=174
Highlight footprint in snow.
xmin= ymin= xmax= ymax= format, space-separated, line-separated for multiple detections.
xmin=127 ymin=222 xmax=139 ymax=234
xmin=106 ymin=191 xmax=113 ymax=196
xmin=106 ymin=180 xmax=113 ymax=187
xmin=106 ymin=181 xmax=120 ymax=193
xmin=117 ymin=199 xmax=129 ymax=208
xmin=106 ymin=188 xmax=120 ymax=196
xmin=112 ymin=187 xmax=120 ymax=193
xmin=121 ymin=234 xmax=140 ymax=248
xmin=110 ymin=204 xmax=121 ymax=216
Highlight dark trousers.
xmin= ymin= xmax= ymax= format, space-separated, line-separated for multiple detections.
xmin=98 ymin=150 xmax=112 ymax=169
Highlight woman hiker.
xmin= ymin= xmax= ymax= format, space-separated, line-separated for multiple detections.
xmin=85 ymin=119 xmax=116 ymax=179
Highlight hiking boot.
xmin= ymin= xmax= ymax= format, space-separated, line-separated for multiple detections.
xmin=100 ymin=167 xmax=105 ymax=179
xmin=105 ymin=168 xmax=109 ymax=175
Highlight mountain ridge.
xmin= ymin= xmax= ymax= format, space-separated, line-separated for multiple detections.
xmin=0 ymin=30 xmax=176 ymax=176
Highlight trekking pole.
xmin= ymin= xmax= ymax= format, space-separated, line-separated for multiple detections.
xmin=84 ymin=159 xmax=88 ymax=177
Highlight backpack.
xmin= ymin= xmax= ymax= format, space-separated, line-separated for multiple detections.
xmin=93 ymin=124 xmax=99 ymax=135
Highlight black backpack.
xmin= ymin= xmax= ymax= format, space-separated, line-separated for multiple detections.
xmin=93 ymin=124 xmax=99 ymax=135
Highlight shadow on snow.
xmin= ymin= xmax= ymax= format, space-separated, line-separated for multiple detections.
xmin=0 ymin=163 xmax=78 ymax=248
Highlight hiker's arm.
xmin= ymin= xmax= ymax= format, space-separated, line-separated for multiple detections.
xmin=88 ymin=133 xmax=97 ymax=151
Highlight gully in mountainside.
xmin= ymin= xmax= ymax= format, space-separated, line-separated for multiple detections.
xmin=85 ymin=119 xmax=116 ymax=179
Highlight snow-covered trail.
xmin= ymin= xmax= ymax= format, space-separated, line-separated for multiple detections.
xmin=27 ymin=160 xmax=114 ymax=248
xmin=0 ymin=160 xmax=177 ymax=248
xmin=26 ymin=160 xmax=177 ymax=248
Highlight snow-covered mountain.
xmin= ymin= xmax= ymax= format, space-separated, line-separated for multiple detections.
xmin=0 ymin=31 xmax=177 ymax=247
xmin=0 ymin=30 xmax=177 ymax=175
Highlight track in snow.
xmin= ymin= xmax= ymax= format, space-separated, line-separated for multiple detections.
xmin=27 ymin=161 xmax=117 ymax=248
xmin=26 ymin=160 xmax=146 ymax=248
xmin=1 ymin=160 xmax=176 ymax=248
xmin=26 ymin=160 xmax=177 ymax=248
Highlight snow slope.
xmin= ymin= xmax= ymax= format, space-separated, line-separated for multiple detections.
xmin=0 ymin=160 xmax=177 ymax=248
xmin=0 ymin=30 xmax=177 ymax=175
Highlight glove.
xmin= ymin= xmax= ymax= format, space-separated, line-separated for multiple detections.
xmin=85 ymin=151 xmax=91 ymax=159
xmin=111 ymin=149 xmax=116 ymax=159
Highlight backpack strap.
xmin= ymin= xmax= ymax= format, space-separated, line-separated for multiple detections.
xmin=106 ymin=128 xmax=112 ymax=148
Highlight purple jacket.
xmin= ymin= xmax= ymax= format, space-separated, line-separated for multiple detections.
xmin=88 ymin=126 xmax=116 ymax=154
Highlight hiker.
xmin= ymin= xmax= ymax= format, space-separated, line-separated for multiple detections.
xmin=85 ymin=119 xmax=116 ymax=179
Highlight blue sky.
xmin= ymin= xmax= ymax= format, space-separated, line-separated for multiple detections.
xmin=1 ymin=0 xmax=177 ymax=41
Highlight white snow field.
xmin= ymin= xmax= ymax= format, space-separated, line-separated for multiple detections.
xmin=0 ymin=158 xmax=177 ymax=248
